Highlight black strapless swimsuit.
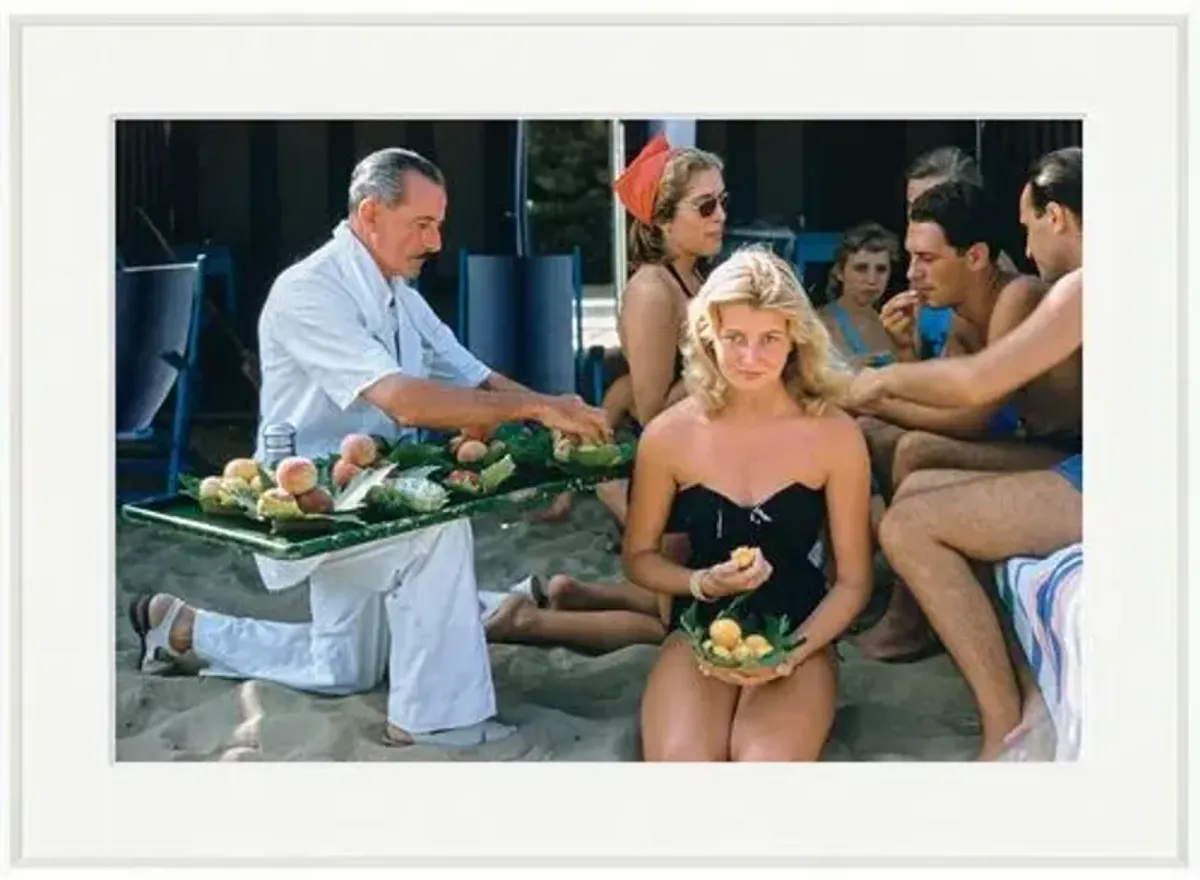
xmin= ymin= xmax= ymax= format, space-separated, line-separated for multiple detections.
xmin=665 ymin=482 xmax=829 ymax=632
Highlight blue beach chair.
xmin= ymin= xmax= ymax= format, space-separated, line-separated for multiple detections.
xmin=115 ymin=257 xmax=206 ymax=500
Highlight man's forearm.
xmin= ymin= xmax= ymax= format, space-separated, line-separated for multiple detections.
xmin=866 ymin=395 xmax=990 ymax=439
xmin=367 ymin=375 xmax=545 ymax=432
xmin=481 ymin=371 xmax=533 ymax=394
xmin=877 ymin=356 xmax=979 ymax=407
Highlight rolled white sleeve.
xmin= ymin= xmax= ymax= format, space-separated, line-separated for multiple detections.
xmin=270 ymin=282 xmax=404 ymax=410
xmin=403 ymin=289 xmax=492 ymax=388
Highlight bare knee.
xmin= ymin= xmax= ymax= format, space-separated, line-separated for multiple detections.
xmin=645 ymin=732 xmax=728 ymax=762
xmin=731 ymin=740 xmax=821 ymax=762
xmin=891 ymin=431 xmax=943 ymax=490
xmin=877 ymin=501 xmax=924 ymax=560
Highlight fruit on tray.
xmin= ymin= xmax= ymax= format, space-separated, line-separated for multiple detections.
xmin=295 ymin=485 xmax=335 ymax=515
xmin=339 ymin=433 xmax=379 ymax=468
xmin=218 ymin=476 xmax=252 ymax=502
xmin=331 ymin=458 xmax=361 ymax=489
xmin=454 ymin=439 xmax=489 ymax=464
xmin=223 ymin=458 xmax=259 ymax=482
xmin=445 ymin=469 xmax=483 ymax=493
xmin=549 ymin=429 xmax=625 ymax=468
xmin=197 ymin=476 xmax=243 ymax=514
xmin=551 ymin=431 xmax=575 ymax=463
xmin=275 ymin=456 xmax=318 ymax=496
xmin=256 ymin=487 xmax=302 ymax=520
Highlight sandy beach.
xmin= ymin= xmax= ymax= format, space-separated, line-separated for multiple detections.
xmin=116 ymin=468 xmax=989 ymax=762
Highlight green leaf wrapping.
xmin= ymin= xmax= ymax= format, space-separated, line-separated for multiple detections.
xmin=682 ymin=594 xmax=806 ymax=670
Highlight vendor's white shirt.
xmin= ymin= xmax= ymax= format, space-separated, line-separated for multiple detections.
xmin=253 ymin=221 xmax=490 ymax=591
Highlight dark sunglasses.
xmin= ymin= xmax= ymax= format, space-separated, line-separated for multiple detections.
xmin=690 ymin=191 xmax=729 ymax=219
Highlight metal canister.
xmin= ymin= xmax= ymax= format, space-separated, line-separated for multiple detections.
xmin=261 ymin=422 xmax=297 ymax=468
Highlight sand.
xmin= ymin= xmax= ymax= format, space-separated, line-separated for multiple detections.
xmin=114 ymin=484 xmax=1002 ymax=763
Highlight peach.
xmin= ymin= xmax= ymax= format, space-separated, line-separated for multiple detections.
xmin=331 ymin=457 xmax=362 ymax=489
xmin=256 ymin=487 xmax=301 ymax=519
xmin=296 ymin=485 xmax=334 ymax=515
xmin=455 ymin=439 xmax=488 ymax=464
xmin=274 ymin=456 xmax=318 ymax=496
xmin=198 ymin=476 xmax=223 ymax=502
xmin=339 ymin=433 xmax=378 ymax=467
xmin=223 ymin=457 xmax=259 ymax=482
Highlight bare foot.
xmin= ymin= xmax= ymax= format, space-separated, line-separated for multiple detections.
xmin=993 ymin=691 xmax=1057 ymax=761
xmin=219 ymin=681 xmax=265 ymax=761
xmin=482 ymin=594 xmax=539 ymax=643
xmin=383 ymin=721 xmax=414 ymax=747
xmin=977 ymin=738 xmax=1011 ymax=761
xmin=544 ymin=574 xmax=578 ymax=610
xmin=848 ymin=583 xmax=942 ymax=662
xmin=528 ymin=492 xmax=573 ymax=524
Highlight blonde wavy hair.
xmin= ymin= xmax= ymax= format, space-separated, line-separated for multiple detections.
xmin=681 ymin=247 xmax=852 ymax=415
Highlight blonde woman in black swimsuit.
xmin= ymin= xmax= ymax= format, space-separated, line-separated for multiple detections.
xmin=624 ymin=248 xmax=874 ymax=762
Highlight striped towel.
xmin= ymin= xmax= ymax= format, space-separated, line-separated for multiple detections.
xmin=994 ymin=543 xmax=1083 ymax=761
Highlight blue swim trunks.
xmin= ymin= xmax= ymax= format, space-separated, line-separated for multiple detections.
xmin=1052 ymin=453 xmax=1082 ymax=492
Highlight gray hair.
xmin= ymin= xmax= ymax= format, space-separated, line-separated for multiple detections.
xmin=347 ymin=147 xmax=445 ymax=213
xmin=905 ymin=145 xmax=983 ymax=187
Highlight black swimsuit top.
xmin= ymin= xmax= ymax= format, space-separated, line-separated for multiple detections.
xmin=666 ymin=482 xmax=829 ymax=632
xmin=663 ymin=263 xmax=695 ymax=384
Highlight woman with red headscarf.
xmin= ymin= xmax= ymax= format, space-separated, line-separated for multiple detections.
xmin=535 ymin=134 xmax=729 ymax=521
xmin=511 ymin=135 xmax=730 ymax=644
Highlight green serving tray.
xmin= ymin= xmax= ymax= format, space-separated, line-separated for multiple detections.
xmin=121 ymin=467 xmax=629 ymax=561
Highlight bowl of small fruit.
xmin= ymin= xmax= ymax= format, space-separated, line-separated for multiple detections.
xmin=678 ymin=546 xmax=807 ymax=685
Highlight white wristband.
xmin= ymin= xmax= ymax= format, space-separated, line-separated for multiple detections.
xmin=689 ymin=569 xmax=715 ymax=602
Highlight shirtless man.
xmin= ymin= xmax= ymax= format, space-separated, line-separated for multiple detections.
xmin=855 ymin=179 xmax=1082 ymax=495
xmin=858 ymin=146 xmax=1019 ymax=495
xmin=847 ymin=147 xmax=1084 ymax=759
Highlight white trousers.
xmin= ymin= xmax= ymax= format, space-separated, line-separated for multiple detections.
xmin=191 ymin=519 xmax=496 ymax=735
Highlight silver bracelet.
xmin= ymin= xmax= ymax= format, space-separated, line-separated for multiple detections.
xmin=689 ymin=569 xmax=715 ymax=602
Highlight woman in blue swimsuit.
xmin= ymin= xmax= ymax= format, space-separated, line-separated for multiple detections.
xmin=818 ymin=221 xmax=905 ymax=370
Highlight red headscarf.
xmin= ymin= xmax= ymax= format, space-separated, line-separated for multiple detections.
xmin=613 ymin=132 xmax=676 ymax=225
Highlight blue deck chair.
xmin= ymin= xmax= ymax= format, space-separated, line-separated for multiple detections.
xmin=456 ymin=248 xmax=603 ymax=403
xmin=525 ymin=249 xmax=585 ymax=397
xmin=455 ymin=250 xmax=522 ymax=382
xmin=115 ymin=257 xmax=206 ymax=500
xmin=720 ymin=226 xmax=798 ymax=265
xmin=172 ymin=242 xmax=239 ymax=332
xmin=791 ymin=232 xmax=841 ymax=293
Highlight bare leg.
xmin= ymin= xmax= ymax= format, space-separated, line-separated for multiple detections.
xmin=729 ymin=648 xmax=838 ymax=761
xmin=893 ymin=468 xmax=1002 ymax=503
xmin=595 ymin=479 xmax=629 ymax=525
xmin=846 ymin=470 xmax=992 ymax=661
xmin=641 ymin=634 xmax=740 ymax=761
xmin=858 ymin=415 xmax=907 ymax=501
xmin=484 ymin=594 xmax=664 ymax=653
xmin=544 ymin=574 xmax=661 ymax=617
xmin=528 ymin=491 xmax=574 ymax=523
xmin=892 ymin=431 xmax=1072 ymax=494
xmin=601 ymin=374 xmax=634 ymax=429
xmin=877 ymin=469 xmax=1081 ymax=759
